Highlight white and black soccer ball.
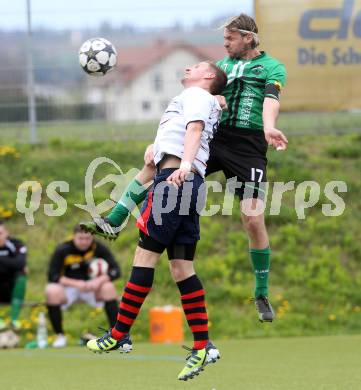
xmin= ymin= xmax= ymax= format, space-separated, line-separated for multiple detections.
xmin=79 ymin=37 xmax=117 ymax=76
xmin=88 ymin=258 xmax=109 ymax=279
xmin=0 ymin=330 xmax=19 ymax=349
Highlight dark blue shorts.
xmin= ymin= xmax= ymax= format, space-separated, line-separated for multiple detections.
xmin=136 ymin=168 xmax=205 ymax=246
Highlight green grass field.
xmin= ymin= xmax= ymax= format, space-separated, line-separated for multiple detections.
xmin=1 ymin=336 xmax=360 ymax=390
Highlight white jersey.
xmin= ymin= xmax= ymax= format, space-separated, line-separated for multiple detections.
xmin=153 ymin=86 xmax=222 ymax=177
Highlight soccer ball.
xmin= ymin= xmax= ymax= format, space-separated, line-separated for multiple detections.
xmin=88 ymin=258 xmax=109 ymax=279
xmin=0 ymin=330 xmax=19 ymax=349
xmin=79 ymin=37 xmax=117 ymax=76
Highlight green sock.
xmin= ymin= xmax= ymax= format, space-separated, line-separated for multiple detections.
xmin=107 ymin=179 xmax=149 ymax=226
xmin=11 ymin=274 xmax=27 ymax=322
xmin=250 ymin=247 xmax=271 ymax=298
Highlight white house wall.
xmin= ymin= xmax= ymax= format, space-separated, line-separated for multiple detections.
xmin=108 ymin=49 xmax=202 ymax=122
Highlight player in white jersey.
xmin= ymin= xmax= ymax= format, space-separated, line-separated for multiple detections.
xmin=153 ymin=85 xmax=221 ymax=178
xmin=86 ymin=61 xmax=227 ymax=381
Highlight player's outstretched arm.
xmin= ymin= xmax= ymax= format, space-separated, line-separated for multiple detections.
xmin=167 ymin=120 xmax=203 ymax=187
xmin=263 ymin=97 xmax=288 ymax=151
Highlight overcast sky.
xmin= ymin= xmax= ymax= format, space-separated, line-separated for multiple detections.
xmin=0 ymin=0 xmax=253 ymax=30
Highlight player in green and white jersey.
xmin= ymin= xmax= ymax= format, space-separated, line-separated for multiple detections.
xmin=205 ymin=14 xmax=288 ymax=321
xmin=216 ymin=47 xmax=286 ymax=132
xmin=81 ymin=13 xmax=288 ymax=323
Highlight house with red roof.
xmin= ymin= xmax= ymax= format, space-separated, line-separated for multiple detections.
xmin=86 ymin=40 xmax=226 ymax=121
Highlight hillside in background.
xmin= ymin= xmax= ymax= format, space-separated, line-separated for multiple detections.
xmin=0 ymin=124 xmax=360 ymax=343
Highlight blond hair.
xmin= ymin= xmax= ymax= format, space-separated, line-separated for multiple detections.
xmin=221 ymin=13 xmax=260 ymax=48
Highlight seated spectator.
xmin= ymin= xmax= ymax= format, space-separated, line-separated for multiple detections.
xmin=0 ymin=221 xmax=27 ymax=331
xmin=45 ymin=225 xmax=120 ymax=348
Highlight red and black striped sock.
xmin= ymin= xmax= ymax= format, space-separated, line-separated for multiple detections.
xmin=111 ymin=266 xmax=154 ymax=340
xmin=177 ymin=274 xmax=209 ymax=350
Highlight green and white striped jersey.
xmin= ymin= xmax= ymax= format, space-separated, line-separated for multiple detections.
xmin=217 ymin=52 xmax=286 ymax=132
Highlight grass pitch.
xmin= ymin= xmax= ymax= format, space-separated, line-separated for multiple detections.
xmin=0 ymin=335 xmax=360 ymax=390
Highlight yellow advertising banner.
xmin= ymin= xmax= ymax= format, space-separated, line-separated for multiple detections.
xmin=255 ymin=0 xmax=361 ymax=110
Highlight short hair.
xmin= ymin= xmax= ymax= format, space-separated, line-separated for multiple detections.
xmin=73 ymin=224 xmax=87 ymax=234
xmin=222 ymin=13 xmax=259 ymax=49
xmin=207 ymin=62 xmax=228 ymax=95
xmin=0 ymin=220 xmax=4 ymax=227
